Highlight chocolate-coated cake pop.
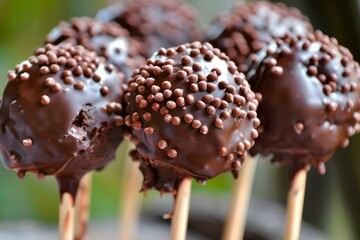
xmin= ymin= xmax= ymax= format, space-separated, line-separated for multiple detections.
xmin=207 ymin=1 xmax=313 ymax=73
xmin=125 ymin=42 xmax=260 ymax=193
xmin=0 ymin=44 xmax=126 ymax=197
xmin=46 ymin=17 xmax=144 ymax=79
xmin=96 ymin=0 xmax=203 ymax=58
xmin=247 ymin=31 xmax=360 ymax=176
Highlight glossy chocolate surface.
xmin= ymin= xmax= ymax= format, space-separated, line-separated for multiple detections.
xmin=207 ymin=1 xmax=313 ymax=73
xmin=46 ymin=17 xmax=144 ymax=80
xmin=125 ymin=42 xmax=260 ymax=193
xmin=248 ymin=32 xmax=360 ymax=176
xmin=0 ymin=44 xmax=125 ymax=197
xmin=96 ymin=0 xmax=203 ymax=58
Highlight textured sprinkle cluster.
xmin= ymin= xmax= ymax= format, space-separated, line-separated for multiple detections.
xmin=96 ymin=0 xmax=203 ymax=58
xmin=125 ymin=42 xmax=260 ymax=192
xmin=46 ymin=17 xmax=144 ymax=78
xmin=0 ymin=43 xmax=125 ymax=193
xmin=207 ymin=1 xmax=313 ymax=73
xmin=247 ymin=31 xmax=360 ymax=176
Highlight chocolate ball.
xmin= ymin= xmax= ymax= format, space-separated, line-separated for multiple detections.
xmin=46 ymin=17 xmax=145 ymax=79
xmin=96 ymin=0 xmax=203 ymax=58
xmin=0 ymin=44 xmax=126 ymax=197
xmin=125 ymin=42 xmax=260 ymax=193
xmin=247 ymin=31 xmax=360 ymax=176
xmin=207 ymin=1 xmax=313 ymax=73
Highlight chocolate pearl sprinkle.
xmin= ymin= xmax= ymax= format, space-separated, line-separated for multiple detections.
xmin=164 ymin=89 xmax=172 ymax=98
xmin=200 ymin=125 xmax=209 ymax=134
xmin=41 ymin=95 xmax=50 ymax=105
xmin=167 ymin=149 xmax=178 ymax=158
xmin=155 ymin=92 xmax=164 ymax=102
xmin=143 ymin=112 xmax=152 ymax=121
xmin=51 ymin=83 xmax=62 ymax=92
xmin=172 ymin=116 xmax=181 ymax=126
xmin=160 ymin=106 xmax=169 ymax=115
xmin=177 ymin=70 xmax=187 ymax=80
xmin=198 ymin=81 xmax=207 ymax=91
xmin=190 ymin=83 xmax=199 ymax=93
xmin=220 ymin=111 xmax=230 ymax=120
xmin=174 ymin=88 xmax=183 ymax=97
xmin=144 ymin=127 xmax=154 ymax=135
xmin=192 ymin=62 xmax=202 ymax=71
xmin=74 ymin=81 xmax=85 ymax=90
xmin=207 ymin=106 xmax=216 ymax=116
xmin=204 ymin=51 xmax=214 ymax=61
xmin=139 ymin=99 xmax=148 ymax=108
xmin=185 ymin=94 xmax=195 ymax=104
xmin=158 ymin=140 xmax=168 ymax=149
xmin=203 ymin=94 xmax=213 ymax=103
xmin=23 ymin=138 xmax=33 ymax=147
xmin=146 ymin=77 xmax=155 ymax=87
xmin=92 ymin=74 xmax=101 ymax=82
xmin=218 ymin=81 xmax=228 ymax=90
xmin=164 ymin=114 xmax=172 ymax=123
xmin=162 ymin=81 xmax=172 ymax=89
xmin=151 ymin=85 xmax=161 ymax=94
xmin=207 ymin=72 xmax=218 ymax=82
xmin=192 ymin=120 xmax=201 ymax=129
xmin=176 ymin=97 xmax=185 ymax=106
xmin=184 ymin=114 xmax=194 ymax=123
xmin=45 ymin=77 xmax=55 ymax=87
xmin=207 ymin=83 xmax=217 ymax=93
xmin=188 ymin=74 xmax=198 ymax=83
xmin=166 ymin=101 xmax=176 ymax=110
xmin=152 ymin=103 xmax=160 ymax=111
xmin=100 ymin=86 xmax=109 ymax=96
xmin=20 ymin=72 xmax=29 ymax=81
xmin=271 ymin=66 xmax=283 ymax=76
xmin=162 ymin=65 xmax=173 ymax=74
xmin=40 ymin=66 xmax=50 ymax=75
xmin=196 ymin=100 xmax=206 ymax=109
xmin=219 ymin=147 xmax=227 ymax=156
xmin=181 ymin=55 xmax=192 ymax=66
xmin=64 ymin=76 xmax=74 ymax=85
xmin=307 ymin=65 xmax=318 ymax=76
xmin=7 ymin=71 xmax=16 ymax=81
xmin=211 ymin=98 xmax=221 ymax=108
xmin=214 ymin=118 xmax=224 ymax=129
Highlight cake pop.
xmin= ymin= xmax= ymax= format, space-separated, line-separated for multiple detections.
xmin=248 ymin=31 xmax=360 ymax=176
xmin=96 ymin=0 xmax=203 ymax=58
xmin=0 ymin=44 xmax=126 ymax=197
xmin=124 ymin=42 xmax=260 ymax=193
xmin=207 ymin=1 xmax=313 ymax=73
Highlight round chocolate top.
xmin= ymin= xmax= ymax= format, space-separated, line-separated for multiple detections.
xmin=0 ymin=44 xmax=126 ymax=197
xmin=207 ymin=1 xmax=313 ymax=73
xmin=125 ymin=42 xmax=260 ymax=193
xmin=247 ymin=31 xmax=360 ymax=176
xmin=46 ymin=17 xmax=144 ymax=79
xmin=96 ymin=0 xmax=203 ymax=58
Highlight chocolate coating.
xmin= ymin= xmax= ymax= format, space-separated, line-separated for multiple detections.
xmin=247 ymin=32 xmax=360 ymax=176
xmin=46 ymin=17 xmax=144 ymax=79
xmin=0 ymin=44 xmax=126 ymax=197
xmin=207 ymin=1 xmax=313 ymax=73
xmin=96 ymin=0 xmax=203 ymax=58
xmin=125 ymin=42 xmax=260 ymax=193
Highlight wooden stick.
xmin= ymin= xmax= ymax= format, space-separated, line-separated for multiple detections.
xmin=59 ymin=192 xmax=75 ymax=240
xmin=222 ymin=155 xmax=258 ymax=240
xmin=284 ymin=168 xmax=307 ymax=240
xmin=119 ymin=141 xmax=143 ymax=240
xmin=170 ymin=177 xmax=192 ymax=240
xmin=74 ymin=172 xmax=93 ymax=240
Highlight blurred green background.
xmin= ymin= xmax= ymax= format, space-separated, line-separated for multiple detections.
xmin=0 ymin=0 xmax=359 ymax=239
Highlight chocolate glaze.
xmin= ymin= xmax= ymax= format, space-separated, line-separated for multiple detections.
xmin=46 ymin=17 xmax=145 ymax=79
xmin=207 ymin=1 xmax=313 ymax=74
xmin=96 ymin=0 xmax=203 ymax=58
xmin=125 ymin=42 xmax=260 ymax=193
xmin=247 ymin=32 xmax=360 ymax=178
xmin=0 ymin=44 xmax=126 ymax=197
